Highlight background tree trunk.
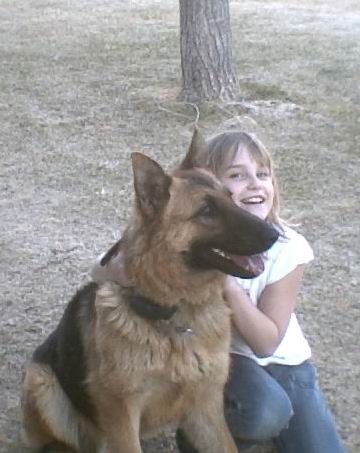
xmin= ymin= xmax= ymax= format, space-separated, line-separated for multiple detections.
xmin=179 ymin=0 xmax=238 ymax=102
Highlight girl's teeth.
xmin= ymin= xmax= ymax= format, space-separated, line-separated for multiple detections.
xmin=243 ymin=197 xmax=263 ymax=204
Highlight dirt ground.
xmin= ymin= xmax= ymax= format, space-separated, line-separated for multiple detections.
xmin=0 ymin=0 xmax=359 ymax=452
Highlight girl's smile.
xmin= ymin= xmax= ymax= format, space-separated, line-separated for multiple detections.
xmin=220 ymin=146 xmax=274 ymax=221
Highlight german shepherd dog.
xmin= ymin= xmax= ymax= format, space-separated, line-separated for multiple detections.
xmin=21 ymin=130 xmax=279 ymax=453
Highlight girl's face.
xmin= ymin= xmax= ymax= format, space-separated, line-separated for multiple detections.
xmin=220 ymin=146 xmax=274 ymax=220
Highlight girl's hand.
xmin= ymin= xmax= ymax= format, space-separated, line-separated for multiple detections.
xmin=91 ymin=250 xmax=133 ymax=287
xmin=227 ymin=264 xmax=306 ymax=358
xmin=223 ymin=275 xmax=247 ymax=304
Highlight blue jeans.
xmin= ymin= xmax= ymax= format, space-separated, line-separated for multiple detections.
xmin=176 ymin=354 xmax=346 ymax=453
xmin=224 ymin=354 xmax=346 ymax=452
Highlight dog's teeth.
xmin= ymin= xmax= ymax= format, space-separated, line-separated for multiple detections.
xmin=212 ymin=248 xmax=228 ymax=259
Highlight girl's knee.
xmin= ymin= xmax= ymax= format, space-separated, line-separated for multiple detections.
xmin=225 ymin=390 xmax=293 ymax=441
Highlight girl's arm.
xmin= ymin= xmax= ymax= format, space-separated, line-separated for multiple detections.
xmin=224 ymin=264 xmax=306 ymax=358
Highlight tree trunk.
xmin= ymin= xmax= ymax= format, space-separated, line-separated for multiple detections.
xmin=179 ymin=0 xmax=238 ymax=102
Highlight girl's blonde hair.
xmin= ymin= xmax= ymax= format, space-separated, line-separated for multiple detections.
xmin=201 ymin=131 xmax=283 ymax=228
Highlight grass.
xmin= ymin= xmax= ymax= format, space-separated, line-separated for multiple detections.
xmin=0 ymin=0 xmax=359 ymax=451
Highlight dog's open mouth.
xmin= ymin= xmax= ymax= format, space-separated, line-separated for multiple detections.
xmin=186 ymin=245 xmax=265 ymax=279
xmin=209 ymin=248 xmax=265 ymax=278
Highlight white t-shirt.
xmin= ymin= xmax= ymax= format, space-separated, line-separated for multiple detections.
xmin=230 ymin=225 xmax=314 ymax=366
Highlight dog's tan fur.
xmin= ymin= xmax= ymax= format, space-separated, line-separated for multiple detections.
xmin=21 ymin=131 xmax=278 ymax=452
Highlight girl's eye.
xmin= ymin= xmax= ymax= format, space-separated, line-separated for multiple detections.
xmin=229 ymin=171 xmax=247 ymax=180
xmin=226 ymin=168 xmax=270 ymax=181
xmin=257 ymin=170 xmax=270 ymax=179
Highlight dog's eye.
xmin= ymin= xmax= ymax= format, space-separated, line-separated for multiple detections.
xmin=195 ymin=203 xmax=215 ymax=219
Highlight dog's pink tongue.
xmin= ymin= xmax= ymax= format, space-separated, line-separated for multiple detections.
xmin=230 ymin=254 xmax=265 ymax=276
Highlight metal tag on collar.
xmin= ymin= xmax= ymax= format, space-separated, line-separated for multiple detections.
xmin=174 ymin=325 xmax=193 ymax=335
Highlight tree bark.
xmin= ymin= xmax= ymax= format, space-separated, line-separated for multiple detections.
xmin=179 ymin=0 xmax=238 ymax=102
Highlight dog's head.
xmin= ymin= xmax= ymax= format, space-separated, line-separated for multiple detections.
xmin=129 ymin=129 xmax=279 ymax=280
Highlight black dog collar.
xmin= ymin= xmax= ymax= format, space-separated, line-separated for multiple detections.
xmin=129 ymin=293 xmax=177 ymax=321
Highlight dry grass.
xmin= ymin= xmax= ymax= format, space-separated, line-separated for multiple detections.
xmin=0 ymin=0 xmax=359 ymax=452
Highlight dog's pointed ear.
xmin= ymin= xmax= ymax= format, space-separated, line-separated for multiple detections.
xmin=179 ymin=127 xmax=208 ymax=170
xmin=131 ymin=152 xmax=171 ymax=220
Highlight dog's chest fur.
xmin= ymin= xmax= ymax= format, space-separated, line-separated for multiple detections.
xmin=85 ymin=282 xmax=231 ymax=429
xmin=91 ymin=283 xmax=231 ymax=377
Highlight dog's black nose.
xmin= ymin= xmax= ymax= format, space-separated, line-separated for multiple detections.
xmin=262 ymin=224 xmax=280 ymax=250
xmin=266 ymin=224 xmax=280 ymax=248
xmin=248 ymin=221 xmax=279 ymax=255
